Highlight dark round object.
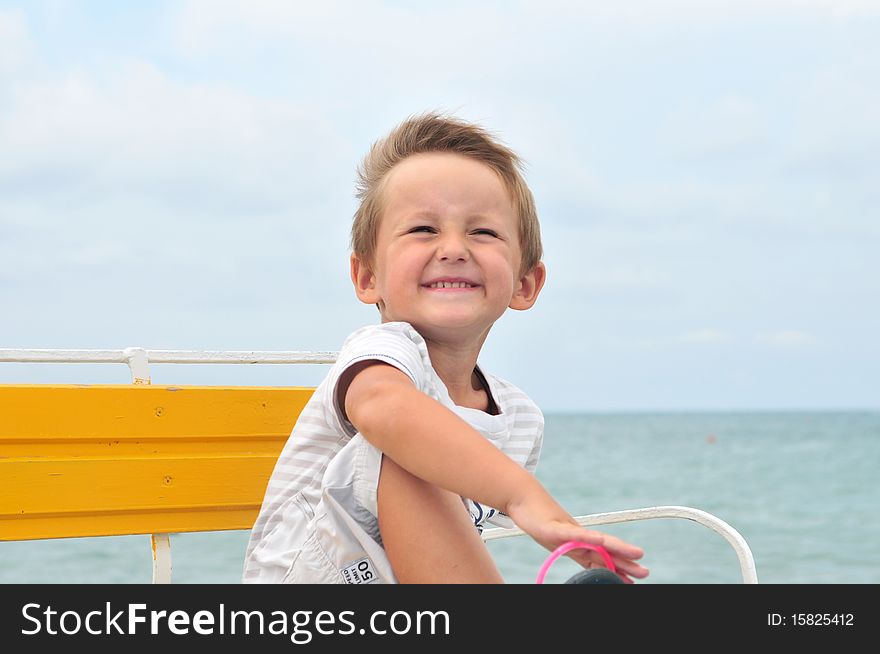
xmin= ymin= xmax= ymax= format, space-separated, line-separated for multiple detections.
xmin=564 ymin=568 xmax=625 ymax=584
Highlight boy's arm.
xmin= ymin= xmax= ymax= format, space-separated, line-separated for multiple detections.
xmin=341 ymin=360 xmax=649 ymax=581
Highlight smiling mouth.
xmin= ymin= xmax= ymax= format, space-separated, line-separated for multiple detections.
xmin=425 ymin=281 xmax=479 ymax=289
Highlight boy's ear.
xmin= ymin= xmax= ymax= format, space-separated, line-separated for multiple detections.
xmin=350 ymin=253 xmax=381 ymax=305
xmin=509 ymin=261 xmax=546 ymax=311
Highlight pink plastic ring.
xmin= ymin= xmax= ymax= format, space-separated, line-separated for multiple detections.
xmin=536 ymin=541 xmax=617 ymax=584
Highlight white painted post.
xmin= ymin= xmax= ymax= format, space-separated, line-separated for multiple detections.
xmin=151 ymin=534 xmax=173 ymax=584
xmin=122 ymin=347 xmax=172 ymax=583
xmin=123 ymin=347 xmax=151 ymax=385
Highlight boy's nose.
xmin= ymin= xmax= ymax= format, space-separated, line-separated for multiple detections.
xmin=436 ymin=234 xmax=469 ymax=262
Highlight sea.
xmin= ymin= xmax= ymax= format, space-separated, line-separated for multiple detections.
xmin=2 ymin=411 xmax=877 ymax=584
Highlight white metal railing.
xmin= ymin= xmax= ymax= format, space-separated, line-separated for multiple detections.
xmin=3 ymin=348 xmax=758 ymax=584
xmin=0 ymin=348 xmax=338 ymax=384
xmin=483 ymin=505 xmax=759 ymax=583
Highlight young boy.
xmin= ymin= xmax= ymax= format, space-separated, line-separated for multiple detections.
xmin=242 ymin=112 xmax=648 ymax=583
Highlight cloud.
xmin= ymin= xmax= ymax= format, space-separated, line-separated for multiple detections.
xmin=0 ymin=50 xmax=359 ymax=324
xmin=0 ymin=60 xmax=360 ymax=233
xmin=773 ymin=0 xmax=880 ymax=17
xmin=660 ymin=94 xmax=765 ymax=160
xmin=681 ymin=329 xmax=734 ymax=345
xmin=754 ymin=330 xmax=817 ymax=348
xmin=0 ymin=8 xmax=32 ymax=76
xmin=171 ymin=0 xmax=880 ymax=52
xmin=785 ymin=63 xmax=880 ymax=180
xmin=171 ymin=0 xmax=534 ymax=81
xmin=577 ymin=265 xmax=666 ymax=293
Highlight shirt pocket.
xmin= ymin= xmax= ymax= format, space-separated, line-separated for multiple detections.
xmin=281 ymin=531 xmax=341 ymax=584
xmin=248 ymin=491 xmax=315 ymax=574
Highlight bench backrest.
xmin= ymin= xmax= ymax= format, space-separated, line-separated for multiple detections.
xmin=0 ymin=384 xmax=313 ymax=542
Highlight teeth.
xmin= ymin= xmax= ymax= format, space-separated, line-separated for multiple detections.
xmin=429 ymin=281 xmax=473 ymax=288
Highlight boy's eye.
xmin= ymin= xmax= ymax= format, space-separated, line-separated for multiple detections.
xmin=472 ymin=229 xmax=498 ymax=237
xmin=409 ymin=226 xmax=435 ymax=233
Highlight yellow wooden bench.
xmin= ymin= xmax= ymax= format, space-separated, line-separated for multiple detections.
xmin=0 ymin=383 xmax=314 ymax=582
xmin=0 ymin=348 xmax=759 ymax=583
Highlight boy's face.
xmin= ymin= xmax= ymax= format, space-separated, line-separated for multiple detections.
xmin=351 ymin=152 xmax=545 ymax=345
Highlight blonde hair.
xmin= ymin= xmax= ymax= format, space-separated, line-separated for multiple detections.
xmin=351 ymin=111 xmax=542 ymax=276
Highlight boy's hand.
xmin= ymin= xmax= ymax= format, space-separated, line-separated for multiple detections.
xmin=507 ymin=496 xmax=649 ymax=584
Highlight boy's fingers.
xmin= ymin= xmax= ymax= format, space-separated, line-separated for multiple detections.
xmin=562 ymin=528 xmax=643 ymax=560
xmin=602 ymin=535 xmax=645 ymax=560
xmin=586 ymin=552 xmax=649 ymax=579
xmin=613 ymin=558 xmax=650 ymax=579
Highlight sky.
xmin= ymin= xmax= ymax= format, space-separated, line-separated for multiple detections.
xmin=0 ymin=0 xmax=877 ymax=411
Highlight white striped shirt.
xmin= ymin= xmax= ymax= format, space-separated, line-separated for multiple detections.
xmin=242 ymin=321 xmax=543 ymax=583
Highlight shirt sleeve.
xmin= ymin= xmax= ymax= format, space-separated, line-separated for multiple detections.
xmin=523 ymin=409 xmax=544 ymax=474
xmin=325 ymin=322 xmax=428 ymax=437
